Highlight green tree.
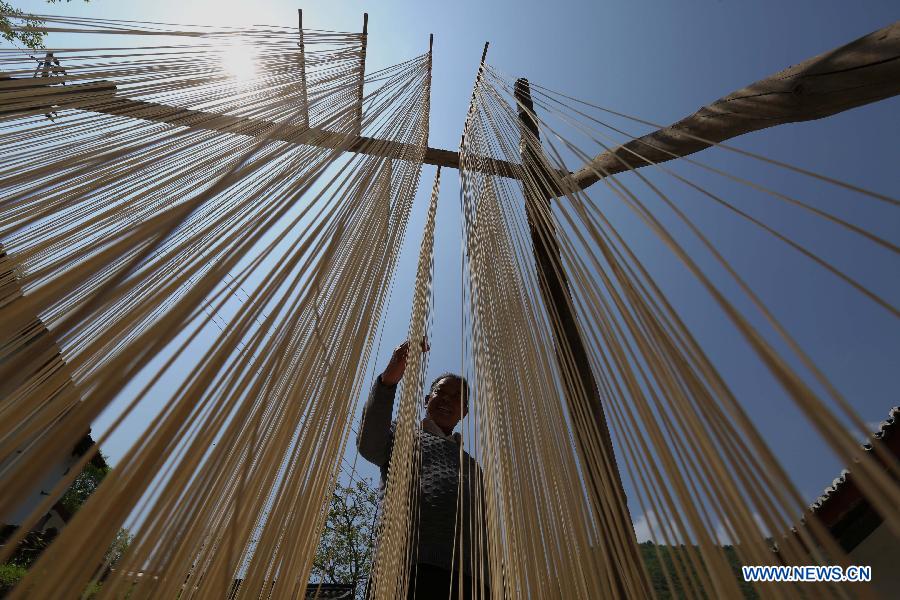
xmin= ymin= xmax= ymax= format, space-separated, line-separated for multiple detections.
xmin=58 ymin=452 xmax=134 ymax=570
xmin=0 ymin=563 xmax=28 ymax=596
xmin=103 ymin=527 xmax=133 ymax=569
xmin=638 ymin=541 xmax=759 ymax=599
xmin=1 ymin=451 xmax=132 ymax=597
xmin=311 ymin=478 xmax=378 ymax=599
xmin=1 ymin=1 xmax=89 ymax=51
xmin=59 ymin=455 xmax=110 ymax=516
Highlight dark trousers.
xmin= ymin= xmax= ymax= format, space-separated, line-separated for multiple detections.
xmin=407 ymin=563 xmax=490 ymax=600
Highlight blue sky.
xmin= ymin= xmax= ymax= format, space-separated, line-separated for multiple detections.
xmin=9 ymin=0 xmax=899 ymax=520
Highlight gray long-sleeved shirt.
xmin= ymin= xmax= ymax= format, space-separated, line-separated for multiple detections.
xmin=357 ymin=376 xmax=485 ymax=575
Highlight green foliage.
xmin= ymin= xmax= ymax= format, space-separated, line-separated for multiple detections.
xmin=638 ymin=542 xmax=759 ymax=599
xmin=311 ymin=478 xmax=378 ymax=598
xmin=104 ymin=527 xmax=133 ymax=569
xmin=0 ymin=1 xmax=88 ymax=50
xmin=82 ymin=580 xmax=103 ymax=599
xmin=0 ymin=451 xmax=128 ymax=598
xmin=0 ymin=563 xmax=27 ymax=594
xmin=7 ymin=529 xmax=57 ymax=568
xmin=0 ymin=562 xmax=103 ymax=598
xmin=59 ymin=457 xmax=110 ymax=516
xmin=0 ymin=528 xmax=129 ymax=597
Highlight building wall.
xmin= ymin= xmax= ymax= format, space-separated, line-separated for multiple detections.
xmin=0 ymin=245 xmax=84 ymax=529
xmin=848 ymin=522 xmax=900 ymax=598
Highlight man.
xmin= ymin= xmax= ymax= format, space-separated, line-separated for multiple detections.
xmin=357 ymin=340 xmax=489 ymax=599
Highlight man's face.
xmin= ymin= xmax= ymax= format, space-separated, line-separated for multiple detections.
xmin=425 ymin=376 xmax=467 ymax=433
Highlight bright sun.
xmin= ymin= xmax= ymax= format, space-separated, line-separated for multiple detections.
xmin=221 ymin=44 xmax=257 ymax=82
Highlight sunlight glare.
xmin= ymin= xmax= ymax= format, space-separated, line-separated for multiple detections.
xmin=221 ymin=44 xmax=257 ymax=82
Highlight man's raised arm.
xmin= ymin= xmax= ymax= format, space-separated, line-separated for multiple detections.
xmin=356 ymin=340 xmax=411 ymax=466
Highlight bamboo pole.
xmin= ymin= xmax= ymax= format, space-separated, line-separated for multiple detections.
xmin=355 ymin=13 xmax=369 ymax=136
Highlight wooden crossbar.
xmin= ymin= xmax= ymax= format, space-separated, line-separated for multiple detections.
xmin=0 ymin=76 xmax=522 ymax=179
xmin=2 ymin=21 xmax=898 ymax=191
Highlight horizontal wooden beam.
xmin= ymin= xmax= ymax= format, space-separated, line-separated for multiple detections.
xmin=569 ymin=21 xmax=900 ymax=191
xmin=6 ymin=19 xmax=897 ymax=191
xmin=0 ymin=77 xmax=116 ymax=117
xmin=0 ymin=76 xmax=521 ymax=179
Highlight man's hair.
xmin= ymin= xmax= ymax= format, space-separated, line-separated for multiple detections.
xmin=428 ymin=372 xmax=470 ymax=409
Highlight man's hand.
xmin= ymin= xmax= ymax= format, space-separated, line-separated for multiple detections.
xmin=380 ymin=338 xmax=429 ymax=386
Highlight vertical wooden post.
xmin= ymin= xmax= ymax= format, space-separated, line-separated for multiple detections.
xmin=297 ymin=9 xmax=309 ymax=128
xmin=426 ymin=33 xmax=434 ymax=146
xmin=459 ymin=42 xmax=490 ymax=153
xmin=355 ymin=13 xmax=369 ymax=135
xmin=514 ymin=77 xmax=648 ymax=597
